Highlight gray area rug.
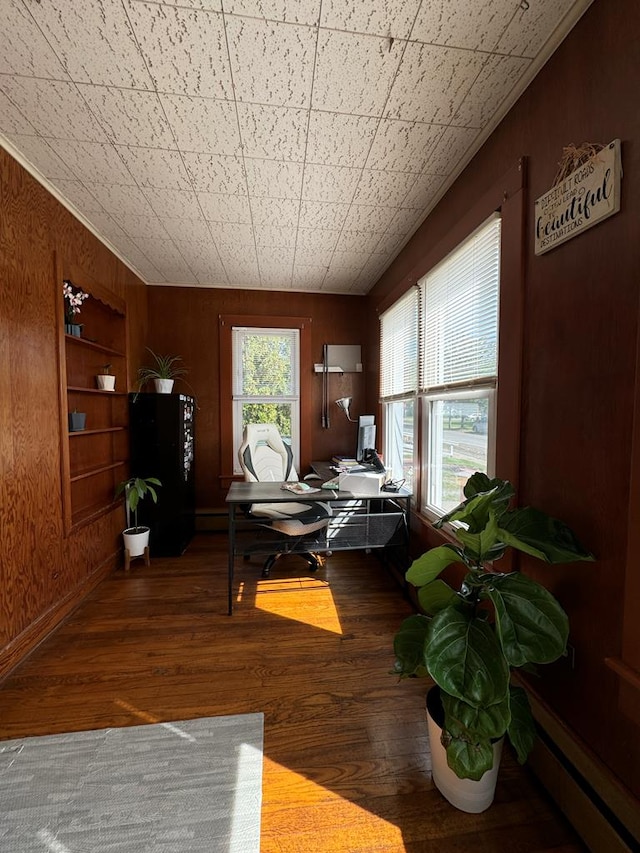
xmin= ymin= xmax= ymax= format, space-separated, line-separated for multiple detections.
xmin=0 ymin=713 xmax=264 ymax=852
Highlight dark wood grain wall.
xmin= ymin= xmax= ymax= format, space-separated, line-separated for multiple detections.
xmin=0 ymin=148 xmax=148 ymax=677
xmin=144 ymin=286 xmax=369 ymax=510
xmin=367 ymin=0 xmax=640 ymax=805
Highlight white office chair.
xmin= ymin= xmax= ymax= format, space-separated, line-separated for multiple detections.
xmin=238 ymin=423 xmax=331 ymax=577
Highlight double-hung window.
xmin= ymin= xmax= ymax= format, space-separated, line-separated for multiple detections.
xmin=380 ymin=288 xmax=419 ymax=491
xmin=232 ymin=326 xmax=300 ymax=474
xmin=420 ymin=214 xmax=501 ymax=515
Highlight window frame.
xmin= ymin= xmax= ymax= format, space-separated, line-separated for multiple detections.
xmin=375 ymin=158 xmax=525 ymax=560
xmin=219 ymin=314 xmax=312 ymax=482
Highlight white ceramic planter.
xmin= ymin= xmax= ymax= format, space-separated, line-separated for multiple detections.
xmin=96 ymin=374 xmax=116 ymax=391
xmin=123 ymin=527 xmax=150 ymax=558
xmin=426 ymin=688 xmax=503 ymax=813
xmin=154 ymin=378 xmax=174 ymax=393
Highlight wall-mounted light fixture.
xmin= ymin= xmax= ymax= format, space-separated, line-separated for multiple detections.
xmin=335 ymin=397 xmax=357 ymax=422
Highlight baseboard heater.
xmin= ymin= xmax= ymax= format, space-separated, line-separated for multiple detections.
xmin=527 ymin=693 xmax=639 ymax=853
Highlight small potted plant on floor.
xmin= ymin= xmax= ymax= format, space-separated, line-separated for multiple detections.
xmin=96 ymin=363 xmax=115 ymax=391
xmin=115 ymin=476 xmax=162 ymax=569
xmin=393 ymin=472 xmax=594 ymax=813
xmin=136 ymin=348 xmax=188 ymax=395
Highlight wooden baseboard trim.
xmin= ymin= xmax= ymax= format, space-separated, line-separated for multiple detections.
xmin=0 ymin=551 xmax=118 ymax=683
xmin=526 ymin=691 xmax=639 ymax=851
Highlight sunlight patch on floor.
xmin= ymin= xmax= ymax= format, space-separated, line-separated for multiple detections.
xmin=253 ymin=577 xmax=343 ymax=635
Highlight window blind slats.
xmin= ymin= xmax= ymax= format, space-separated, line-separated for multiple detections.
xmin=379 ymin=287 xmax=419 ymax=399
xmin=420 ymin=215 xmax=501 ymax=390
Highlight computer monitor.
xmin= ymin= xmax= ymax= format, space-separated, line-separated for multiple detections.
xmin=356 ymin=415 xmax=376 ymax=462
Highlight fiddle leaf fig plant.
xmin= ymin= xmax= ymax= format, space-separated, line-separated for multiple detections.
xmin=393 ymin=472 xmax=594 ymax=781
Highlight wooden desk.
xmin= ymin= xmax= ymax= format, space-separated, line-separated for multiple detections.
xmin=225 ymin=478 xmax=411 ymax=615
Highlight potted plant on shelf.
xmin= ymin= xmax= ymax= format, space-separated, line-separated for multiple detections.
xmin=96 ymin=363 xmax=115 ymax=391
xmin=136 ymin=348 xmax=188 ymax=395
xmin=115 ymin=476 xmax=162 ymax=569
xmin=393 ymin=471 xmax=594 ymax=813
xmin=62 ymin=280 xmax=89 ymax=336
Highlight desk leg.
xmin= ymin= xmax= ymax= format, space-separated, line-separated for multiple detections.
xmin=228 ymin=504 xmax=235 ymax=615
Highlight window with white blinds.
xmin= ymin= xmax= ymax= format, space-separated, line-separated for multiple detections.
xmin=420 ymin=214 xmax=501 ymax=392
xmin=379 ymin=287 xmax=419 ymax=400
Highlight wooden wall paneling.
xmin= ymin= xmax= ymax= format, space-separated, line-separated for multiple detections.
xmin=147 ymin=288 xmax=369 ymax=511
xmin=0 ymin=147 xmax=141 ymax=680
xmin=366 ymin=0 xmax=640 ymax=809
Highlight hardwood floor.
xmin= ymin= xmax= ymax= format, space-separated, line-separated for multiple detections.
xmin=0 ymin=534 xmax=586 ymax=852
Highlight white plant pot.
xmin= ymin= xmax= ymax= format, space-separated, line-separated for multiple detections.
xmin=96 ymin=374 xmax=116 ymax=391
xmin=123 ymin=526 xmax=150 ymax=558
xmin=426 ymin=688 xmax=503 ymax=813
xmin=154 ymin=378 xmax=174 ymax=393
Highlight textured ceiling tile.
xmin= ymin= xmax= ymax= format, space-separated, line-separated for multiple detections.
xmin=321 ymin=0 xmax=422 ymax=39
xmin=306 ymin=111 xmax=378 ymax=168
xmin=375 ymin=230 xmax=407 ymax=257
xmin=292 ymin=264 xmax=327 ymax=288
xmin=117 ymin=242 xmax=163 ymax=281
xmin=117 ymin=213 xmax=168 ymax=239
xmin=226 ymin=17 xmax=316 ymax=109
xmin=4 ymin=134 xmax=76 ymax=180
xmin=142 ymin=187 xmax=203 ymax=219
xmin=0 ymin=93 xmax=34 ymax=135
xmin=258 ymin=246 xmax=295 ymax=267
xmin=260 ymin=267 xmax=294 ymax=289
xmin=255 ymin=226 xmax=297 ymax=247
xmin=402 ymin=172 xmax=446 ymax=208
xmin=159 ymin=0 xmax=222 ymax=10
xmin=223 ymin=1 xmax=320 ymax=26
xmin=250 ymin=197 xmax=300 ymax=227
xmin=302 ymin=163 xmax=361 ymax=204
xmin=335 ymin=230 xmax=386 ymax=254
xmin=313 ymin=30 xmax=403 ymax=116
xmin=160 ymin=218 xmax=213 ymax=244
xmin=384 ymin=41 xmax=486 ymax=124
xmin=353 ymin=169 xmax=417 ymax=206
xmin=2 ymin=0 xmax=68 ymax=79
xmin=298 ymin=200 xmax=348 ymax=230
xmin=84 ymin=182 xmax=155 ymax=216
xmin=366 ymin=119 xmax=445 ymax=173
xmin=133 ymin=235 xmax=198 ymax=281
xmin=49 ymin=141 xmax=133 ymax=184
xmin=223 ymin=258 xmax=261 ymax=285
xmin=453 ymin=55 xmax=530 ymax=128
xmin=79 ymin=87 xmax=175 ymax=148
xmin=127 ymin=2 xmax=232 ymax=98
xmin=183 ymin=152 xmax=246 ymax=194
xmin=199 ymin=192 xmax=252 ymax=222
xmin=84 ymin=209 xmax=129 ymax=245
xmin=245 ymin=159 xmax=303 ymax=199
xmin=211 ymin=222 xmax=255 ymax=244
xmin=411 ymin=0 xmax=516 ymax=51
xmin=341 ymin=203 xmax=398 ymax=232
xmin=296 ymin=226 xmax=339 ymax=257
xmin=322 ymin=266 xmax=359 ymax=290
xmin=0 ymin=78 xmax=108 ymax=142
xmin=30 ymin=0 xmax=153 ymax=88
xmin=330 ymin=250 xmax=370 ymax=271
xmin=52 ymin=180 xmax=106 ymax=214
xmin=116 ymin=147 xmax=191 ymax=190
xmin=388 ymin=206 xmax=424 ymax=235
xmin=217 ymin=242 xmax=258 ymax=265
xmin=162 ymin=95 xmax=241 ymax=155
xmin=425 ymin=125 xmax=480 ymax=176
xmin=497 ymin=0 xmax=576 ymax=58
xmin=237 ymin=103 xmax=308 ymax=162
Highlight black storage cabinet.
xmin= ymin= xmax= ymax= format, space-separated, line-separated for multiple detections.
xmin=128 ymin=393 xmax=196 ymax=556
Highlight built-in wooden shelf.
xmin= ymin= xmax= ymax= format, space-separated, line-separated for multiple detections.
xmin=57 ymin=258 xmax=129 ymax=535
xmin=70 ymin=460 xmax=127 ymax=483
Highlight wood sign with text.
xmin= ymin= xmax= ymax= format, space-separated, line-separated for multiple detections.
xmin=534 ymin=139 xmax=622 ymax=255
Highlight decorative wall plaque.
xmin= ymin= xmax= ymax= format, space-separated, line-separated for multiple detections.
xmin=534 ymin=139 xmax=622 ymax=255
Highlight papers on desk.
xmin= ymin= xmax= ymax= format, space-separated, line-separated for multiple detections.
xmin=280 ymin=482 xmax=321 ymax=494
